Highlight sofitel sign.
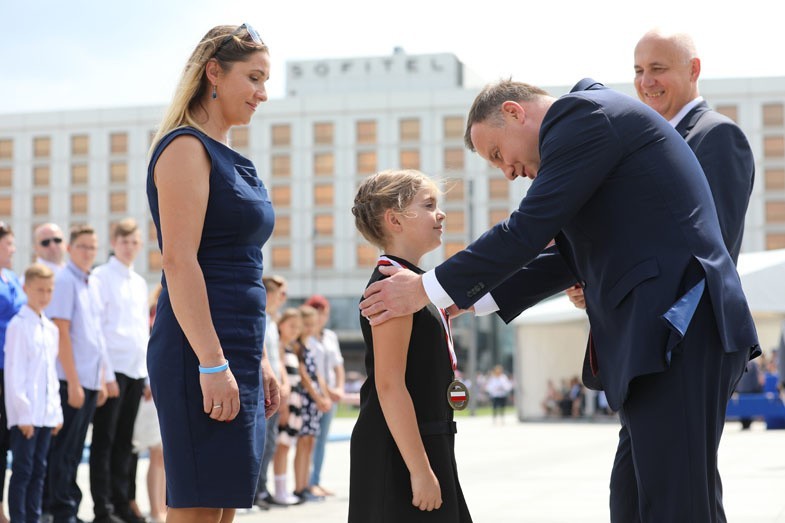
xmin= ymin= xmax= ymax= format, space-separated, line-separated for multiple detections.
xmin=289 ymin=56 xmax=450 ymax=79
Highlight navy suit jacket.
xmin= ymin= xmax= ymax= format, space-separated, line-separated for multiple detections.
xmin=675 ymin=100 xmax=755 ymax=262
xmin=436 ymin=79 xmax=759 ymax=411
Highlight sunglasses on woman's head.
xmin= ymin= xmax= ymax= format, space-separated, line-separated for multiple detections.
xmin=214 ymin=23 xmax=263 ymax=56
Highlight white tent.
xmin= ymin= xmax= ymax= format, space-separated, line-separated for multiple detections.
xmin=512 ymin=249 xmax=785 ymax=419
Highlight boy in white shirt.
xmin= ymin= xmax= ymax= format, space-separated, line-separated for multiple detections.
xmin=4 ymin=263 xmax=63 ymax=523
xmin=89 ymin=218 xmax=149 ymax=523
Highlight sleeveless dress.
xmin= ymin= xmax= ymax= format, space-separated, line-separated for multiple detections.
xmin=348 ymin=255 xmax=472 ymax=522
xmin=146 ymin=127 xmax=274 ymax=508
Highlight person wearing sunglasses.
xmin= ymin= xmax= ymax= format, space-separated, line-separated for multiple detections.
xmin=0 ymin=222 xmax=27 ymax=523
xmin=33 ymin=223 xmax=67 ymax=274
xmin=146 ymin=23 xmax=279 ymax=523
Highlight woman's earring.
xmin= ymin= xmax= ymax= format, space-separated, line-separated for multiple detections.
xmin=212 ymin=85 xmax=217 ymax=100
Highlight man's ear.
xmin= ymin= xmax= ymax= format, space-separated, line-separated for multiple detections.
xmin=689 ymin=57 xmax=701 ymax=82
xmin=501 ymin=100 xmax=525 ymax=124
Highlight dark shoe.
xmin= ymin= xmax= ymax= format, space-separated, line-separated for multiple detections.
xmin=254 ymin=496 xmax=271 ymax=511
xmin=116 ymin=508 xmax=149 ymax=523
xmin=295 ymin=489 xmax=325 ymax=503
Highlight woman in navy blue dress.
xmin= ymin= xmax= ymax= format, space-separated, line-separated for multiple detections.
xmin=146 ymin=24 xmax=279 ymax=523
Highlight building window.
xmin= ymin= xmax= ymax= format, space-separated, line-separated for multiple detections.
xmin=356 ymin=120 xmax=377 ymax=144
xmin=273 ymin=215 xmax=290 ymax=237
xmin=271 ymin=124 xmax=291 ymax=147
xmin=765 ymin=201 xmax=785 ymax=223
xmin=357 ymin=151 xmax=377 ymax=175
xmin=489 ymin=178 xmax=509 ymax=200
xmin=399 ymin=118 xmax=420 ymax=142
xmin=766 ymin=233 xmax=785 ymax=250
xmin=764 ymin=136 xmax=785 ymax=158
xmin=33 ymin=137 xmax=51 ymax=158
xmin=444 ymin=241 xmax=465 ymax=258
xmin=489 ymin=209 xmax=509 ymax=225
xmin=444 ymin=148 xmax=464 ymax=170
xmin=272 ymin=155 xmax=291 ymax=177
xmin=148 ymin=250 xmax=162 ymax=272
xmin=443 ymin=116 xmax=464 ymax=139
xmin=0 ymin=196 xmax=11 ymax=216
xmin=33 ymin=195 xmax=49 ymax=215
xmin=231 ymin=127 xmax=250 ymax=148
xmin=716 ymin=105 xmax=738 ymax=123
xmin=314 ymin=244 xmax=333 ymax=268
xmin=272 ymin=246 xmax=291 ymax=268
xmin=763 ymin=103 xmax=784 ymax=127
xmin=71 ymin=164 xmax=89 ymax=185
xmin=110 ymin=132 xmax=128 ymax=155
xmin=110 ymin=162 xmax=127 ymax=184
xmin=314 ymin=122 xmax=334 ymax=145
xmin=34 ymin=166 xmax=50 ymax=187
xmin=71 ymin=134 xmax=89 ymax=156
xmin=445 ymin=210 xmax=465 ymax=235
xmin=765 ymin=168 xmax=785 ymax=190
xmin=314 ymin=184 xmax=333 ymax=206
xmin=314 ymin=152 xmax=334 ymax=176
xmin=356 ymin=244 xmax=377 ymax=267
xmin=110 ymin=192 xmax=127 ymax=214
xmin=0 ymin=139 xmax=12 ymax=160
xmin=0 ymin=168 xmax=11 ymax=188
xmin=400 ymin=150 xmax=420 ymax=170
xmin=445 ymin=179 xmax=464 ymax=201
xmin=314 ymin=214 xmax=334 ymax=236
xmin=271 ymin=185 xmax=291 ymax=206
xmin=71 ymin=193 xmax=88 ymax=214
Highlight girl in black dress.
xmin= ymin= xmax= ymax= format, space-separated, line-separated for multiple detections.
xmin=349 ymin=169 xmax=472 ymax=522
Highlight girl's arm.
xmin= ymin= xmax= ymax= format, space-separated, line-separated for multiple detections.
xmin=314 ymin=373 xmax=332 ymax=412
xmin=154 ymin=135 xmax=238 ymax=422
xmin=372 ymin=315 xmax=442 ymax=512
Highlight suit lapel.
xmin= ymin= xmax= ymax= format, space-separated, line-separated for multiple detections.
xmin=674 ymin=100 xmax=709 ymax=138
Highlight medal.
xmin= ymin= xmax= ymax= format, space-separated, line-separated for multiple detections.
xmin=447 ymin=379 xmax=469 ymax=411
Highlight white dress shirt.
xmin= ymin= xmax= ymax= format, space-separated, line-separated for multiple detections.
xmin=316 ymin=328 xmax=344 ymax=388
xmin=90 ymin=256 xmax=149 ymax=379
xmin=3 ymin=305 xmax=63 ymax=428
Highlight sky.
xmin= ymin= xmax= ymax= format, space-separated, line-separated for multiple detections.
xmin=1 ymin=0 xmax=783 ymax=115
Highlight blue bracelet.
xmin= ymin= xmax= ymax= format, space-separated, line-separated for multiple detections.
xmin=199 ymin=360 xmax=229 ymax=374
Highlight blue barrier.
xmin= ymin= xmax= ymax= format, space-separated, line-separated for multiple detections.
xmin=726 ymin=373 xmax=785 ymax=429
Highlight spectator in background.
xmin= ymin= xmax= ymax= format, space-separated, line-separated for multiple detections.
xmin=0 ymin=222 xmax=26 ymax=523
xmin=254 ymin=275 xmax=290 ymax=510
xmin=305 ymin=294 xmax=345 ymax=498
xmin=44 ymin=224 xmax=115 ymax=523
xmin=89 ymin=218 xmax=149 ymax=523
xmin=129 ymin=284 xmax=166 ymax=523
xmin=485 ymin=365 xmax=513 ymax=424
xmin=32 ymin=223 xmax=67 ymax=274
xmin=541 ymin=379 xmax=562 ymax=417
xmin=3 ymin=263 xmax=62 ymax=523
xmin=734 ymin=359 xmax=765 ymax=430
xmin=293 ymin=305 xmax=332 ymax=503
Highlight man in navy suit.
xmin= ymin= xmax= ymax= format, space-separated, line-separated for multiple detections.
xmin=360 ymin=79 xmax=759 ymax=522
xmin=565 ymin=30 xmax=757 ymax=520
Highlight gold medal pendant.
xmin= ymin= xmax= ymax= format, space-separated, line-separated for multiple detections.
xmin=447 ymin=380 xmax=470 ymax=411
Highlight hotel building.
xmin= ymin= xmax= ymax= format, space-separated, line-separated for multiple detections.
xmin=1 ymin=50 xmax=784 ymax=371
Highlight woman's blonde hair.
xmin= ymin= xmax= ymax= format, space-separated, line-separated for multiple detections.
xmin=351 ymin=169 xmax=440 ymax=249
xmin=149 ymin=24 xmax=268 ymax=155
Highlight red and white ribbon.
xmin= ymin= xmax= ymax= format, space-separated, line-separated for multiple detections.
xmin=377 ymin=255 xmax=458 ymax=371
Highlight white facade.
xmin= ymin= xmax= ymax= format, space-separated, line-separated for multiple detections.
xmin=1 ymin=51 xmax=784 ymax=343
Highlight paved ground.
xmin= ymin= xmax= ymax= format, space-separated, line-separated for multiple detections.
xmin=18 ymin=414 xmax=784 ymax=522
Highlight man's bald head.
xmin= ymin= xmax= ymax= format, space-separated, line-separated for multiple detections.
xmin=34 ymin=222 xmax=66 ymax=265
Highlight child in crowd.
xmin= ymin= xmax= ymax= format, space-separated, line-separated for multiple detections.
xmin=272 ymin=308 xmax=305 ymax=506
xmin=3 ymin=263 xmax=63 ymax=523
xmin=349 ymin=169 xmax=472 ymax=522
xmin=293 ymin=305 xmax=332 ymax=503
